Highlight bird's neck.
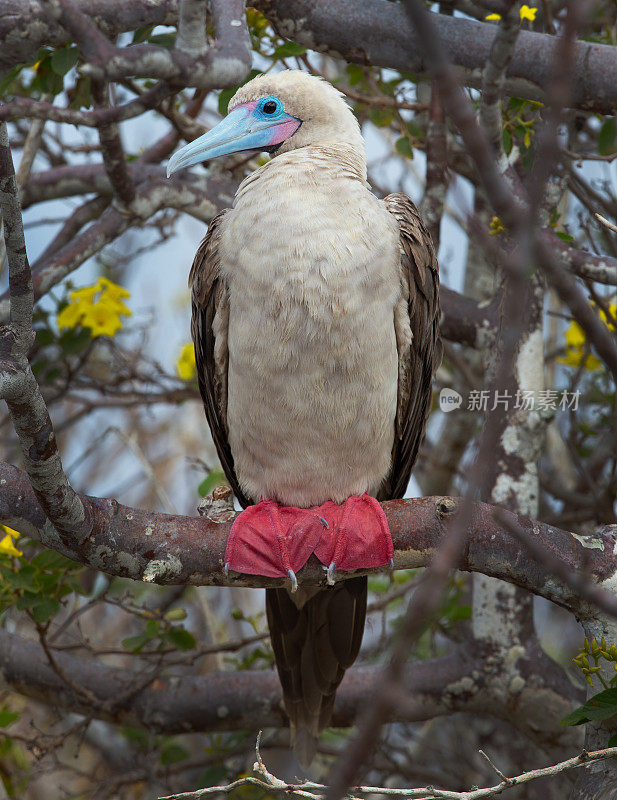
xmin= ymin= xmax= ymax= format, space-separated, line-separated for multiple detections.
xmin=236 ymin=142 xmax=368 ymax=201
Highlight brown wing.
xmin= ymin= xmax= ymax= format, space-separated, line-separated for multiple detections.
xmin=189 ymin=210 xmax=251 ymax=508
xmin=380 ymin=193 xmax=443 ymax=500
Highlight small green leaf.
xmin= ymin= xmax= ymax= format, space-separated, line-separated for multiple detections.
xmin=345 ymin=64 xmax=365 ymax=87
xmin=369 ymin=108 xmax=394 ymax=128
xmin=160 ymin=743 xmax=189 ymax=765
xmin=406 ymin=120 xmax=424 ymax=139
xmin=51 ymin=47 xmax=79 ymax=76
xmin=562 ymin=687 xmax=617 ymax=725
xmin=556 ymin=231 xmax=574 ymax=242
xmin=0 ymin=710 xmax=20 ymax=728
xmin=198 ymin=470 xmax=228 ymax=497
xmin=122 ymin=634 xmax=151 ymax=653
xmin=164 ymin=628 xmax=196 ymax=651
xmin=147 ymin=33 xmax=177 ymax=49
xmin=199 ymin=765 xmax=228 ymax=786
xmin=31 ymin=596 xmax=60 ymax=623
xmin=164 ymin=607 xmax=187 ymax=622
xmin=395 ymin=137 xmax=414 ymax=159
xmin=35 ymin=328 xmax=55 ymax=347
xmin=502 ymin=128 xmax=513 ymax=155
xmin=69 ymin=76 xmax=92 ymax=110
xmin=271 ymin=41 xmax=307 ymax=59
xmin=133 ymin=26 xmax=155 ymax=44
xmin=599 ymin=117 xmax=617 ymax=156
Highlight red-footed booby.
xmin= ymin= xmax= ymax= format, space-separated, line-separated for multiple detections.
xmin=167 ymin=70 xmax=442 ymax=766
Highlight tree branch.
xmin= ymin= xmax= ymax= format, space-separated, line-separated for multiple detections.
xmin=254 ymin=0 xmax=617 ymax=114
xmin=158 ymin=745 xmax=617 ymax=800
xmin=42 ymin=0 xmax=251 ymax=88
xmin=1 ymin=460 xmax=616 ymax=617
xmin=0 ymin=124 xmax=91 ymax=545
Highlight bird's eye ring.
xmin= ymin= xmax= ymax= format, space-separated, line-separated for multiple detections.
xmin=262 ymin=100 xmax=278 ymax=115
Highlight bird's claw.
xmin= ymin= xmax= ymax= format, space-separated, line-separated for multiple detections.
xmin=288 ymin=569 xmax=298 ymax=593
xmin=326 ymin=561 xmax=336 ymax=586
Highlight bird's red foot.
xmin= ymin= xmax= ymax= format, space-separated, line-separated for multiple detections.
xmin=224 ymin=493 xmax=393 ymax=591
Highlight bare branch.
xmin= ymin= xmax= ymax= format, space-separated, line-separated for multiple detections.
xmin=176 ymin=0 xmax=208 ymax=57
xmin=0 ymin=83 xmax=174 ymax=128
xmin=158 ymin=745 xmax=617 ymax=800
xmin=479 ymin=0 xmax=519 ymax=158
xmin=42 ymin=0 xmax=251 ymax=88
xmin=0 ymin=124 xmax=91 ymax=544
xmin=254 ymin=0 xmax=617 ymax=114
xmin=91 ymin=81 xmax=136 ymax=206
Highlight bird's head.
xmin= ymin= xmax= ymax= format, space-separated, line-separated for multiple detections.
xmin=166 ymin=70 xmax=363 ymax=177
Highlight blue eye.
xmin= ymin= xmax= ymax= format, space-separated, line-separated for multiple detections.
xmin=259 ymin=96 xmax=282 ymax=116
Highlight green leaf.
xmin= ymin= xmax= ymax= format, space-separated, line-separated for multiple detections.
xmin=369 ymin=108 xmax=394 ymax=127
xmin=16 ymin=591 xmax=42 ymax=610
xmin=69 ymin=76 xmax=92 ymax=110
xmin=160 ymin=743 xmax=189 ymax=765
xmin=31 ymin=550 xmax=77 ymax=570
xmin=147 ymin=32 xmax=176 ymax=49
xmin=556 ymin=231 xmax=574 ymax=243
xmin=562 ymin=687 xmax=617 ymax=725
xmin=0 ymin=64 xmax=26 ymax=96
xmin=199 ymin=765 xmax=228 ymax=786
xmin=271 ymin=41 xmax=307 ymax=59
xmin=395 ymin=137 xmax=414 ymax=159
xmin=346 ymin=64 xmax=366 ymax=87
xmin=7 ymin=566 xmax=37 ymax=591
xmin=406 ymin=120 xmax=424 ymax=140
xmin=31 ymin=596 xmax=60 ymax=623
xmin=0 ymin=710 xmax=20 ymax=728
xmin=198 ymin=470 xmax=228 ymax=497
xmin=164 ymin=607 xmax=188 ymax=621
xmin=164 ymin=628 xmax=196 ymax=651
xmin=59 ymin=327 xmax=92 ymax=354
xmin=599 ymin=117 xmax=617 ymax=156
xmin=35 ymin=328 xmax=55 ymax=347
xmin=133 ymin=26 xmax=154 ymax=44
xmin=51 ymin=47 xmax=79 ymax=76
xmin=122 ymin=634 xmax=151 ymax=653
xmin=502 ymin=128 xmax=513 ymax=155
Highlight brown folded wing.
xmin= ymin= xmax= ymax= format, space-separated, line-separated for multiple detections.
xmin=380 ymin=192 xmax=442 ymax=501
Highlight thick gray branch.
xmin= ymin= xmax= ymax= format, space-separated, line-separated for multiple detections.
xmin=2 ymin=461 xmax=617 ymax=620
xmin=0 ymin=629 xmax=580 ymax=745
xmin=2 ymin=0 xmax=617 ymax=112
xmin=0 ymin=124 xmax=91 ymax=544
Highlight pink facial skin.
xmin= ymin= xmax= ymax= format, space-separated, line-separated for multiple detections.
xmin=231 ymin=101 xmax=302 ymax=147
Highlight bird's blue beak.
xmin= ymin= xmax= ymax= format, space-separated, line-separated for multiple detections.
xmin=166 ymin=102 xmax=302 ymax=177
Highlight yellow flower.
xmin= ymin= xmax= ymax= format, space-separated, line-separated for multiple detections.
xmin=489 ymin=216 xmax=505 ymax=236
xmin=57 ymin=277 xmax=131 ymax=338
xmin=176 ymin=343 xmax=196 ymax=380
xmin=520 ymin=4 xmax=537 ymax=21
xmin=0 ymin=525 xmax=22 ymax=557
xmin=558 ymin=303 xmax=616 ymax=370
xmin=486 ymin=6 xmax=537 ymax=22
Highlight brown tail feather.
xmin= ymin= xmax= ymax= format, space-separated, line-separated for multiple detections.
xmin=266 ymin=576 xmax=367 ymax=768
